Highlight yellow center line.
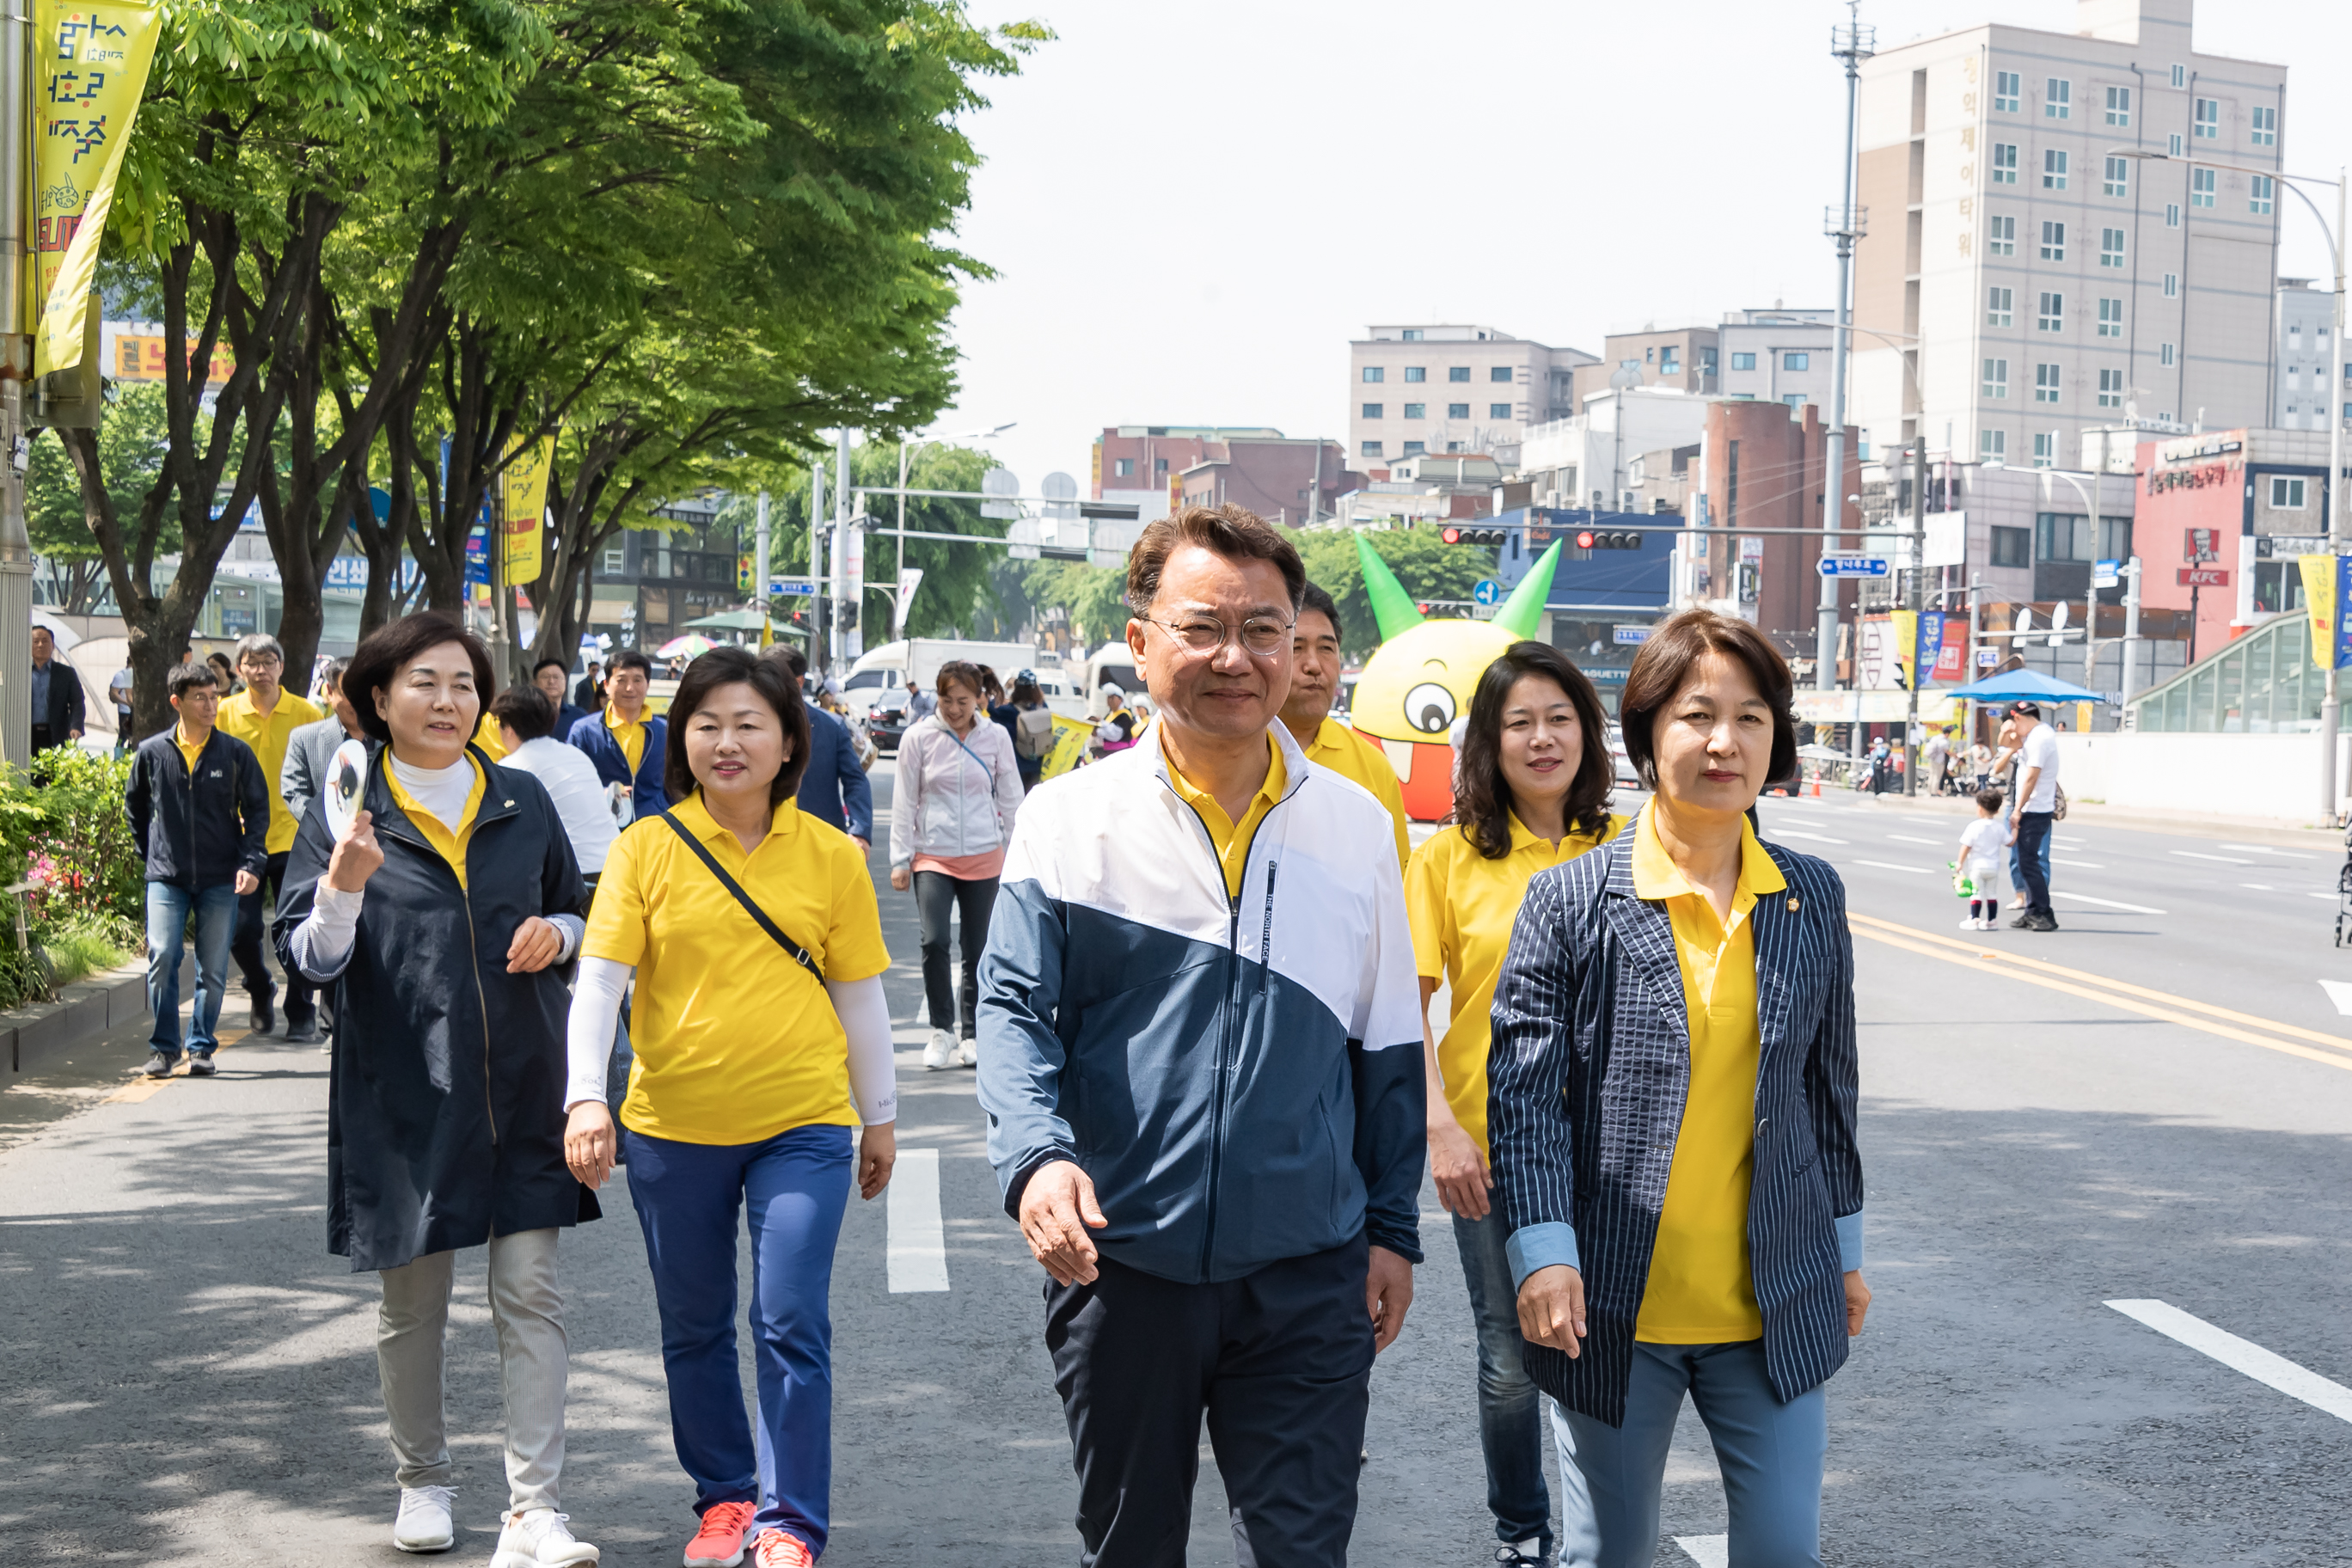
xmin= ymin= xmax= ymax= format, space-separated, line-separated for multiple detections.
xmin=1850 ymin=919 xmax=2352 ymax=1075
xmin=101 ymin=1026 xmax=258 ymax=1104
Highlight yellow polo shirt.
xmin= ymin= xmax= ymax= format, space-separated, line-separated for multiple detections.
xmin=216 ymin=687 xmax=324 ymax=854
xmin=1630 ymin=805 xmax=1785 ymax=1344
xmin=1168 ymin=734 xmax=1287 ymax=898
xmin=1303 ymin=715 xmax=1411 ymax=868
xmin=175 ymin=722 xmax=206 ymax=775
xmin=585 ymin=793 xmax=890 ymax=1145
xmin=605 ymin=704 xmax=647 ymax=774
xmin=1406 ymin=810 xmax=1623 ymax=1155
xmin=385 ymin=756 xmax=487 ymax=891
xmin=471 ymin=714 xmax=508 ymax=761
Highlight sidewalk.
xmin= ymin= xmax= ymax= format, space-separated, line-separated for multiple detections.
xmin=1805 ymin=780 xmax=2346 ymax=852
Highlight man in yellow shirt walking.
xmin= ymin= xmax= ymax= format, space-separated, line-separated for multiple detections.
xmin=1277 ymin=581 xmax=1411 ymax=868
xmin=216 ymin=634 xmax=325 ymax=1039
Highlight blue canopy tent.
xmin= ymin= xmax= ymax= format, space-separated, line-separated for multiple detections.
xmin=1943 ymin=668 xmax=2107 ymax=704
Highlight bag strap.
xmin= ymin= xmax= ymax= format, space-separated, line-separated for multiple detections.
xmin=658 ymin=811 xmax=826 ymax=983
xmin=944 ymin=725 xmax=995 ymax=788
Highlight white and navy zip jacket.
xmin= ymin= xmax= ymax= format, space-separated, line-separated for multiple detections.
xmin=976 ymin=716 xmax=1427 ymax=1283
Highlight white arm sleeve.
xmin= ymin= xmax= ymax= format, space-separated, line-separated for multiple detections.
xmin=290 ymin=885 xmax=366 ymax=982
xmin=564 ymin=956 xmax=633 ymax=1112
xmin=827 ymin=973 xmax=897 ymax=1126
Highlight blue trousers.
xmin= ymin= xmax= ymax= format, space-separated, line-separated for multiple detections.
xmin=625 ymin=1123 xmax=852 ymax=1556
xmin=144 ymin=880 xmax=236 ymax=1057
xmin=2013 ymin=811 xmax=2055 ymax=920
xmin=1452 ymin=1210 xmax=1592 ymax=1553
xmin=1555 ymin=1339 xmax=1826 ymax=1568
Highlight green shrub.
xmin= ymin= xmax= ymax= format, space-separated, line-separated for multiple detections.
xmin=0 ymin=750 xmax=144 ymax=1008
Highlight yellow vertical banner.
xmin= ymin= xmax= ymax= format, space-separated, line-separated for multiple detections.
xmin=34 ymin=0 xmax=163 ymax=377
xmin=2301 ymin=554 xmax=2336 ymax=670
xmin=499 ymin=434 xmax=555 ymax=584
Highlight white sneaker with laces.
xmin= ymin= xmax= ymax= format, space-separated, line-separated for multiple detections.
xmin=955 ymin=1034 xmax=979 ymax=1069
xmin=491 ymin=1508 xmax=600 ymax=1568
xmin=923 ymin=1028 xmax=955 ymax=1070
xmin=394 ymin=1485 xmax=456 ymax=1553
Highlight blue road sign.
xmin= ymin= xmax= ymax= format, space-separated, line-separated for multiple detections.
xmin=1613 ymin=624 xmax=1652 ymax=645
xmin=1816 ymin=553 xmax=1891 ymax=579
xmin=769 ymin=575 xmax=818 ymax=598
xmin=1472 ymin=578 xmax=1504 ymax=606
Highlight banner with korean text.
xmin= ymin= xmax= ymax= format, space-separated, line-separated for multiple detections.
xmin=500 ymin=435 xmax=556 ymax=584
xmin=2297 ymin=554 xmax=2352 ymax=671
xmin=34 ymin=0 xmax=162 ymax=377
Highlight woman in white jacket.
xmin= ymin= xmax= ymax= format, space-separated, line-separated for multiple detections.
xmin=889 ymin=658 xmax=1025 ymax=1069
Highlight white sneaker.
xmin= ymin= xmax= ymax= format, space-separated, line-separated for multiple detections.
xmin=955 ymin=1035 xmax=979 ymax=1069
xmin=923 ymin=1028 xmax=955 ymax=1070
xmin=492 ymin=1508 xmax=600 ymax=1568
xmin=394 ymin=1486 xmax=456 ymax=1553
xmin=1959 ymin=916 xmax=1978 ymax=929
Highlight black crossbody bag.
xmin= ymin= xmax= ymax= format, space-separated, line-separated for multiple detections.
xmin=658 ymin=811 xmax=826 ymax=983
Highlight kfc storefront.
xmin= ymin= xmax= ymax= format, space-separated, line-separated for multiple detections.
xmin=2133 ymin=431 xmax=2337 ymax=660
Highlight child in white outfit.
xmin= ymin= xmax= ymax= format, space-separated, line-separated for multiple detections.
xmin=1956 ymin=788 xmax=2010 ymax=929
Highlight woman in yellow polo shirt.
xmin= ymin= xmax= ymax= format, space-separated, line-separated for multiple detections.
xmin=1406 ymin=640 xmax=1618 ymax=1568
xmin=560 ymin=646 xmax=896 ymax=1568
xmin=1487 ymin=609 xmax=1869 ymax=1568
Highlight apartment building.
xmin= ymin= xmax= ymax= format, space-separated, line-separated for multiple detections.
xmin=2272 ymin=280 xmax=2341 ymax=432
xmin=1173 ymin=436 xmax=1360 ymax=526
xmin=1851 ymin=0 xmax=2287 ymax=471
xmin=1349 ymin=325 xmax=1596 ymax=469
xmin=1568 ymin=326 xmax=1721 ymax=413
xmin=1716 ymin=308 xmax=1840 ymax=413
xmin=1516 ymin=388 xmax=1712 ymax=511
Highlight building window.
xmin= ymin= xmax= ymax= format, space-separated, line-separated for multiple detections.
xmin=2191 ymin=168 xmax=2215 ymax=208
xmin=1401 ymin=329 xmax=1422 ymax=340
xmin=1114 ymin=457 xmax=1134 ymax=477
xmin=2038 ymin=291 xmax=2064 ymax=332
xmin=2170 ymin=63 xmax=2186 ymax=89
xmin=1404 ymin=365 xmax=1426 ymax=382
xmin=2104 ymin=156 xmax=2129 ymax=198
xmin=2098 ymin=297 xmax=2123 ymax=338
xmin=1991 ymin=524 xmax=2030 ymax=565
xmin=1702 ymin=347 xmax=1718 ymax=375
xmin=1992 ymin=143 xmax=2018 ymax=184
xmin=2106 ymin=85 xmax=2131 ymax=126
xmin=2100 ymin=517 xmax=2134 ymax=560
xmin=1994 ymin=70 xmax=2020 ymax=113
xmin=2252 ymin=105 xmax=2277 ymax=147
xmin=1988 ymin=286 xmax=2014 ymax=328
xmin=2165 ymin=201 xmax=2181 ymax=228
xmin=1661 ymin=348 xmax=1681 ymax=375
xmin=1155 ymin=457 xmax=1168 ymax=475
xmin=1399 ymin=441 xmax=1424 ymax=457
xmin=2034 ymin=434 xmax=2059 ymax=469
xmin=1490 ymin=365 xmax=1513 ymax=383
xmin=2043 ymin=149 xmax=2069 ymax=190
xmin=2036 ymin=363 xmax=2061 ymax=403
xmin=1447 ymin=402 xmax=1470 ymax=419
xmin=1403 ymin=402 xmax=1425 ymax=419
xmin=2168 ymin=132 xmax=2184 ymax=157
xmin=1360 ymin=441 xmax=1382 ymax=456
xmin=2100 ymin=227 xmax=2125 ymax=267
xmin=1982 ymin=429 xmax=2009 ymax=462
xmin=1645 ymin=346 xmax=1656 ymax=361
xmin=1489 ymin=402 xmax=1511 ymax=419
xmin=1782 ymin=394 xmax=1806 ymax=409
xmin=1448 ymin=366 xmax=1470 ymax=383
xmin=2037 ymin=511 xmax=2092 ymax=555
xmin=1362 ymin=366 xmax=1384 ymax=383
xmin=2194 ymin=97 xmax=2219 ymax=138
xmin=2271 ymin=475 xmax=2308 ymax=509
xmin=601 ymin=546 xmax=624 ymax=575
xmin=2160 ymin=342 xmax=2177 ymax=367
xmin=2041 ymin=220 xmax=2067 ymax=260
xmin=2098 ymin=368 xmax=2125 ymax=407
xmin=1730 ymin=351 xmax=1756 ymax=371
xmin=2163 ymin=272 xmax=2178 ymax=298
xmin=2251 ymin=174 xmax=2275 ymax=216
xmin=1983 ymin=358 xmax=2010 ymax=398
xmin=2045 ymin=77 xmax=2071 ymax=119
xmin=1361 ymin=403 xmax=1382 ymax=419
xmin=1784 ymin=352 xmax=1810 ymax=371
xmin=1988 ymin=214 xmax=2015 ymax=254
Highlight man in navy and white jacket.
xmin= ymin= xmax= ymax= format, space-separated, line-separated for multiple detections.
xmin=977 ymin=504 xmax=1424 ymax=1568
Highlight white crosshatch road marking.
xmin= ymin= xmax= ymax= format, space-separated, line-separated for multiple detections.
xmin=2107 ymin=1300 xmax=2352 ymax=1424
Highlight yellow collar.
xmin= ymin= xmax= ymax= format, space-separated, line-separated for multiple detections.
xmin=1167 ymin=732 xmax=1286 ymax=819
xmin=673 ymin=789 xmax=800 ymax=848
xmin=1630 ymin=804 xmax=1785 ymax=902
xmin=606 ymin=703 xmax=645 ymax=731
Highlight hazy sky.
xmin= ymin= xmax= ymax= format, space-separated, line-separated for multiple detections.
xmin=927 ymin=0 xmax=2344 ymax=493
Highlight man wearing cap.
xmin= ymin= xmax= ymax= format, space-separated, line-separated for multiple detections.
xmin=2007 ymin=701 xmax=2060 ymax=931
xmin=1094 ymin=683 xmax=1140 ymax=755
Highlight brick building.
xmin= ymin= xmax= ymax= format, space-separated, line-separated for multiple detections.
xmin=1685 ymin=401 xmax=1864 ymax=655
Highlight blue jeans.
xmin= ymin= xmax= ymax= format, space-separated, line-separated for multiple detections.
xmin=145 ymin=880 xmax=237 ymax=1057
xmin=1555 ymin=1339 xmax=1827 ymax=1568
xmin=1455 ymin=1210 xmax=1591 ymax=1553
xmin=625 ymin=1123 xmax=853 ymax=1556
xmin=2014 ymin=811 xmax=2055 ymax=919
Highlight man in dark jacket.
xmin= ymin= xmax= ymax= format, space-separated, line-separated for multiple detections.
xmin=531 ymin=658 xmax=591 ymax=743
xmin=765 ymin=645 xmax=873 ymax=849
xmin=30 ymin=624 xmax=85 ymax=754
xmin=566 ymin=648 xmax=665 ymax=821
xmin=124 ymin=662 xmax=267 ymax=1077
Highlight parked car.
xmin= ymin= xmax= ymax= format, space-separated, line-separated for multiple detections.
xmin=1607 ymin=722 xmax=1639 ymax=788
xmin=867 ymin=687 xmax=914 ymax=754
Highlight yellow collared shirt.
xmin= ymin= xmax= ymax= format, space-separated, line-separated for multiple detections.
xmin=471 ymin=713 xmax=508 ymax=761
xmin=583 ymin=793 xmax=891 ymax=1146
xmin=1629 ymin=805 xmax=1786 ymax=1344
xmin=1406 ymin=810 xmax=1624 ymax=1155
xmin=216 ymin=687 xmax=324 ymax=854
xmin=1303 ymin=715 xmax=1412 ymax=869
xmin=1168 ymin=733 xmax=1287 ymax=899
xmin=174 ymin=722 xmax=206 ymax=776
xmin=384 ymin=756 xmax=488 ymax=891
xmin=605 ymin=704 xmax=647 ymax=774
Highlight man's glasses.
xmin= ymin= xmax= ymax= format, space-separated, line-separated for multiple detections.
xmin=1136 ymin=613 xmax=1294 ymax=658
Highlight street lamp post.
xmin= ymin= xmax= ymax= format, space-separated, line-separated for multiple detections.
xmin=895 ymin=422 xmax=1014 ymax=641
xmin=1820 ymin=6 xmax=1874 ymax=695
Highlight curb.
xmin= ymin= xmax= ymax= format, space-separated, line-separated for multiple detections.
xmin=0 ymin=959 xmax=154 ymax=1076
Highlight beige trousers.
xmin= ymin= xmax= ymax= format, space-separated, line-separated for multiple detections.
xmin=377 ymin=1228 xmax=567 ymax=1512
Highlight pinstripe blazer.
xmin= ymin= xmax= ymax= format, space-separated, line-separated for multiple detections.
xmin=1486 ymin=828 xmax=1863 ymax=1425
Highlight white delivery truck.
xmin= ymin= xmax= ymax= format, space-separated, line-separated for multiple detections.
xmin=1068 ymin=641 xmax=1145 ymax=718
xmin=842 ymin=639 xmax=1088 ymax=717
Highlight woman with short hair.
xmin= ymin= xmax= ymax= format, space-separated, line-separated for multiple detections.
xmin=1489 ymin=609 xmax=1868 ymax=1568
xmin=562 ymin=646 xmax=897 ymax=1568
xmin=275 ymin=612 xmax=597 ymax=1568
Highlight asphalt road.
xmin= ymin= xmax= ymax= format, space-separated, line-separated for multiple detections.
xmin=3 ymin=767 xmax=2349 ymax=1565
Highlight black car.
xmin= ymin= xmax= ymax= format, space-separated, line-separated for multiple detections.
xmin=867 ymin=687 xmax=914 ymax=754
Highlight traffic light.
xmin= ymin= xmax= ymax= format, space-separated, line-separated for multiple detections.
xmin=1573 ymin=530 xmax=1643 ymax=551
xmin=1441 ymin=526 xmax=1511 ymax=546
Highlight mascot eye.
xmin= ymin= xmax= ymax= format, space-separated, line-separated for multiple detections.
xmin=1404 ymin=682 xmax=1456 ymax=735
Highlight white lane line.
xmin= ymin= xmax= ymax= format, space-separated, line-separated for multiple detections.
xmin=1886 ymin=834 xmax=1940 ymax=845
xmin=2311 ymin=892 xmax=2343 ymax=902
xmin=2049 ymin=890 xmax=2166 ymax=914
xmin=2107 ymin=1300 xmax=2352 ymax=1424
xmin=2242 ymin=883 xmax=2276 ymax=891
xmin=1675 ymin=1537 xmax=1730 ymax=1568
xmin=1852 ymin=859 xmax=1932 ymax=874
xmin=2171 ymin=850 xmax=2254 ymax=865
xmin=885 ymin=1148 xmax=950 ymax=1294
xmin=2319 ymin=981 xmax=2352 ymax=1017
xmin=2053 ymin=858 xmax=2105 ymax=868
xmin=2221 ymin=844 xmax=2318 ymax=860
xmin=1772 ymin=830 xmax=1849 ymax=845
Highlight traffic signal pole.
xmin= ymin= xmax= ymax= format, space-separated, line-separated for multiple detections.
xmin=0 ymin=9 xmax=33 ymax=768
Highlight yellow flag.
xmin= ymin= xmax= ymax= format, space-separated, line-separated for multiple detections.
xmin=500 ymin=434 xmax=556 ymax=583
xmin=2301 ymin=554 xmax=2336 ymax=671
xmin=34 ymin=0 xmax=162 ymax=377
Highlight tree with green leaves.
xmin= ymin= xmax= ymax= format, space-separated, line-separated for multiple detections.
xmin=27 ymin=384 xmax=176 ymax=615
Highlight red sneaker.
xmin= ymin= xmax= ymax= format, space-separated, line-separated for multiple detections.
xmin=750 ymin=1529 xmax=813 ymax=1568
xmin=683 ymin=1502 xmax=757 ymax=1568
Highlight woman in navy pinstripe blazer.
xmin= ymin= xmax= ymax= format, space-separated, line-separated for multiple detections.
xmin=1487 ymin=610 xmax=1869 ymax=1568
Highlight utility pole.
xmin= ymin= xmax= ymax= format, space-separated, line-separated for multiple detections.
xmin=1903 ymin=436 xmax=1923 ymax=795
xmin=754 ymin=491 xmax=771 ymax=630
xmin=809 ymin=459 xmax=825 ymax=669
xmin=1819 ymin=3 xmax=1873 ymax=694
xmin=830 ymin=429 xmax=851 ymax=669
xmin=0 ymin=9 xmax=33 ymax=766
xmin=2118 ymin=556 xmax=2142 ymax=712
xmin=2319 ymin=169 xmax=2348 ymax=820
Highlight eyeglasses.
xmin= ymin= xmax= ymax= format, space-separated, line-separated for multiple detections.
xmin=1136 ymin=612 xmax=1295 ymax=658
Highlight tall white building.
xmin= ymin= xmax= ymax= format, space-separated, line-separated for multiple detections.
xmin=2272 ymin=280 xmax=2339 ymax=432
xmin=1851 ymin=0 xmax=2287 ymax=469
xmin=1349 ymin=326 xmax=1596 ymax=469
